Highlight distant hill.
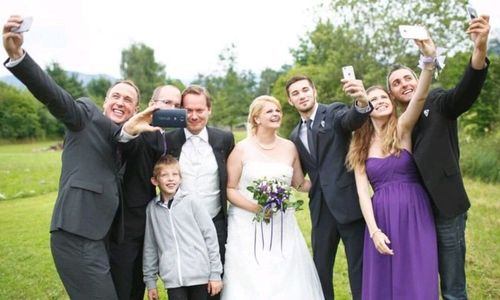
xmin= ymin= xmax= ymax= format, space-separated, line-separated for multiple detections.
xmin=0 ymin=72 xmax=116 ymax=90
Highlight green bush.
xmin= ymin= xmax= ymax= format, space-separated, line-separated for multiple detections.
xmin=460 ymin=131 xmax=500 ymax=183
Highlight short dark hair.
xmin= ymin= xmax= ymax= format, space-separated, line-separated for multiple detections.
xmin=181 ymin=85 xmax=212 ymax=108
xmin=107 ymin=79 xmax=141 ymax=105
xmin=285 ymin=75 xmax=315 ymax=97
xmin=386 ymin=64 xmax=418 ymax=92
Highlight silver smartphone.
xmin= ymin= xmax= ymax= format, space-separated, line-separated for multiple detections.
xmin=342 ymin=66 xmax=356 ymax=80
xmin=398 ymin=25 xmax=429 ymax=40
xmin=11 ymin=16 xmax=33 ymax=33
xmin=467 ymin=6 xmax=478 ymax=19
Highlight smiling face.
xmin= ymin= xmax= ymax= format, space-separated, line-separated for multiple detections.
xmin=103 ymin=82 xmax=139 ymax=124
xmin=287 ymin=79 xmax=317 ymax=115
xmin=388 ymin=68 xmax=419 ymax=107
xmin=256 ymin=101 xmax=282 ymax=130
xmin=367 ymin=87 xmax=393 ymax=119
xmin=151 ymin=163 xmax=181 ymax=197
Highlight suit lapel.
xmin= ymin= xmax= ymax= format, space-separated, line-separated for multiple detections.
xmin=292 ymin=121 xmax=316 ymax=166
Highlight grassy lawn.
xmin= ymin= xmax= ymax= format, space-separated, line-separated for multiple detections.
xmin=0 ymin=140 xmax=498 ymax=299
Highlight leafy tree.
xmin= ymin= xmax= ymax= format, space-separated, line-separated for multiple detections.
xmin=0 ymin=82 xmax=44 ymax=139
xmin=46 ymin=62 xmax=86 ymax=98
xmin=327 ymin=0 xmax=470 ymax=64
xmin=256 ymin=66 xmax=290 ymax=96
xmin=120 ymin=43 xmax=166 ymax=106
xmin=86 ymin=76 xmax=112 ymax=108
xmin=438 ymin=52 xmax=499 ymax=136
xmin=194 ymin=45 xmax=256 ymax=130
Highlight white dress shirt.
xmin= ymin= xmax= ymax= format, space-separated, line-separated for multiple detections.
xmin=179 ymin=127 xmax=221 ymax=218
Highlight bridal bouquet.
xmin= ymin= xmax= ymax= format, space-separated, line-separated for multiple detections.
xmin=247 ymin=176 xmax=303 ymax=224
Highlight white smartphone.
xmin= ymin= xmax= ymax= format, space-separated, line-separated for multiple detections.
xmin=398 ymin=25 xmax=429 ymax=40
xmin=466 ymin=6 xmax=478 ymax=19
xmin=342 ymin=65 xmax=356 ymax=80
xmin=11 ymin=16 xmax=33 ymax=33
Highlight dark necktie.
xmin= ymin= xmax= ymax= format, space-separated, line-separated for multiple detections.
xmin=306 ymin=119 xmax=316 ymax=160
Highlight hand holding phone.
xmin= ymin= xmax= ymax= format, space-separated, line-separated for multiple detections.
xmin=342 ymin=66 xmax=356 ymax=80
xmin=399 ymin=25 xmax=429 ymax=40
xmin=152 ymin=108 xmax=187 ymax=128
xmin=11 ymin=16 xmax=33 ymax=33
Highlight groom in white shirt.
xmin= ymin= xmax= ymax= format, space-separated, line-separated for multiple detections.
xmin=165 ymin=85 xmax=234 ymax=299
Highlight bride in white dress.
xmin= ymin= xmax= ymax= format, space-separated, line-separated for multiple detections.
xmin=221 ymin=95 xmax=324 ymax=300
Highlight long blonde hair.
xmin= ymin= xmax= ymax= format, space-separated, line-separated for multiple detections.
xmin=346 ymin=86 xmax=401 ymax=172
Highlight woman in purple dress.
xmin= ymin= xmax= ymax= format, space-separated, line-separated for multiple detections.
xmin=344 ymin=34 xmax=439 ymax=299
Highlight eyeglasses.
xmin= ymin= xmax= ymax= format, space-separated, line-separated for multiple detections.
xmin=152 ymin=99 xmax=180 ymax=108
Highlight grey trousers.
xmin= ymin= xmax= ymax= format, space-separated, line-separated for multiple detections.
xmin=51 ymin=230 xmax=118 ymax=300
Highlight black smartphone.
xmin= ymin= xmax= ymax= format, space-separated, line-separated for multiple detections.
xmin=152 ymin=108 xmax=187 ymax=128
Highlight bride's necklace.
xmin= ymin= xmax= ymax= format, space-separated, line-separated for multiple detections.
xmin=255 ymin=138 xmax=277 ymax=151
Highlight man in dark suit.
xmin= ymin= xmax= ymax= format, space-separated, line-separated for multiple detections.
xmin=110 ymin=85 xmax=182 ymax=300
xmin=387 ymin=15 xmax=490 ymax=300
xmin=287 ymin=75 xmax=371 ymax=300
xmin=2 ymin=16 xmax=153 ymax=299
xmin=165 ymin=85 xmax=234 ymax=299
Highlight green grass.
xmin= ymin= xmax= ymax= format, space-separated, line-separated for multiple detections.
xmin=0 ymin=141 xmax=499 ymax=299
xmin=0 ymin=141 xmax=62 ymax=200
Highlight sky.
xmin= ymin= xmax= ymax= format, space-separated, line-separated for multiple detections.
xmin=1 ymin=0 xmax=498 ymax=84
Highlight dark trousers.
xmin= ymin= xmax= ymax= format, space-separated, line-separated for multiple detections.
xmin=436 ymin=212 xmax=468 ymax=300
xmin=211 ymin=210 xmax=227 ymax=300
xmin=110 ymin=235 xmax=145 ymax=300
xmin=312 ymin=197 xmax=365 ymax=300
xmin=51 ymin=230 xmax=118 ymax=300
xmin=168 ymin=284 xmax=209 ymax=300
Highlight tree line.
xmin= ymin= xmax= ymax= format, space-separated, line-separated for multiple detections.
xmin=1 ymin=0 xmax=498 ymax=141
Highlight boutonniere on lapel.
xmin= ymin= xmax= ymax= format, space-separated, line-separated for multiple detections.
xmin=423 ymin=109 xmax=430 ymax=117
xmin=320 ymin=120 xmax=325 ymax=128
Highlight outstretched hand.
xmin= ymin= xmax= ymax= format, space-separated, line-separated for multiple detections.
xmin=341 ymin=79 xmax=369 ymax=107
xmin=2 ymin=15 xmax=25 ymax=60
xmin=123 ymin=105 xmax=163 ymax=136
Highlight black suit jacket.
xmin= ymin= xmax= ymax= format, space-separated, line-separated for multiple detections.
xmin=6 ymin=54 xmax=121 ymax=240
xmin=165 ymin=127 xmax=235 ymax=217
xmin=290 ymin=103 xmax=370 ymax=226
xmin=412 ymin=59 xmax=489 ymax=218
xmin=114 ymin=131 xmax=167 ymax=240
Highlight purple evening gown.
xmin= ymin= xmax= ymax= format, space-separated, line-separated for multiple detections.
xmin=362 ymin=149 xmax=438 ymax=300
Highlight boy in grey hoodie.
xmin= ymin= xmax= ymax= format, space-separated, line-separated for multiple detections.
xmin=143 ymin=155 xmax=223 ymax=300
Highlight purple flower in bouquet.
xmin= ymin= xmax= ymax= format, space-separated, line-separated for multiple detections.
xmin=247 ymin=176 xmax=303 ymax=224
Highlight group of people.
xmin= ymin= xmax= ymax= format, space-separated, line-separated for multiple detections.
xmin=2 ymin=12 xmax=490 ymax=300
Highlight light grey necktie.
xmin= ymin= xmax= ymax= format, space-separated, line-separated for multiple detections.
xmin=306 ymin=119 xmax=316 ymax=160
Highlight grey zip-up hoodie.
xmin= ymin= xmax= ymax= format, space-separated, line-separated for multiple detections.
xmin=143 ymin=189 xmax=222 ymax=289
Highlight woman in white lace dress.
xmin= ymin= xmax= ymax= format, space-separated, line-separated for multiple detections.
xmin=221 ymin=95 xmax=324 ymax=300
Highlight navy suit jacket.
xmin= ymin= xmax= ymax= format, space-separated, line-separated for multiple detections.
xmin=290 ymin=103 xmax=370 ymax=226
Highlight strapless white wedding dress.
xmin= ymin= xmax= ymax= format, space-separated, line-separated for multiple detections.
xmin=221 ymin=161 xmax=324 ymax=300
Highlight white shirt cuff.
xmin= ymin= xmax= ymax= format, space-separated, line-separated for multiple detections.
xmin=355 ymin=101 xmax=372 ymax=113
xmin=5 ymin=52 xmax=27 ymax=68
xmin=118 ymin=128 xmax=139 ymax=142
